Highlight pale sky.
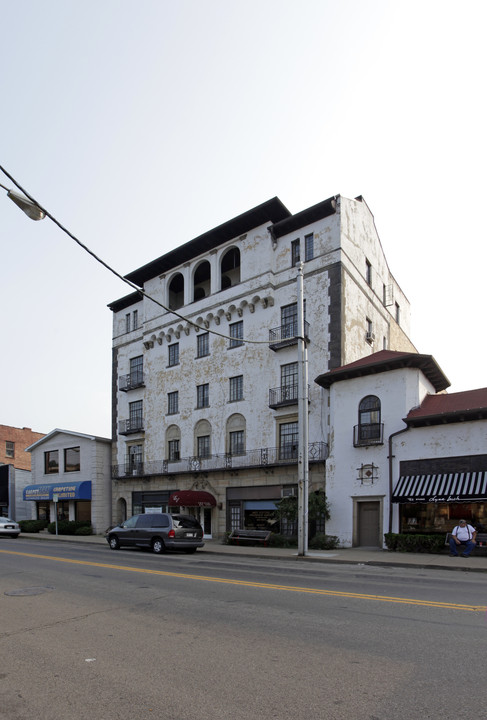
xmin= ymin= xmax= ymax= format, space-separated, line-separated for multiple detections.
xmin=1 ymin=0 xmax=486 ymax=438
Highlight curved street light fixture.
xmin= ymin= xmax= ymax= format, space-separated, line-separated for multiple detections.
xmin=0 ymin=182 xmax=46 ymax=221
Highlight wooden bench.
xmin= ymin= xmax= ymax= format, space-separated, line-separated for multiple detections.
xmin=445 ymin=532 xmax=487 ymax=551
xmin=229 ymin=529 xmax=272 ymax=546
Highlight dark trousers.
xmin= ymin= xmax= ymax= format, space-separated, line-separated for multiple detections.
xmin=449 ymin=538 xmax=475 ymax=556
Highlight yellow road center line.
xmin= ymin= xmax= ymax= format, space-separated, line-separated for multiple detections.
xmin=1 ymin=549 xmax=485 ymax=612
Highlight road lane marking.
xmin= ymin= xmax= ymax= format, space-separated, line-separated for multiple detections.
xmin=1 ymin=548 xmax=485 ymax=612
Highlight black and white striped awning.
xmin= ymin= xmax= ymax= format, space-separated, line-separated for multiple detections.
xmin=392 ymin=472 xmax=487 ymax=503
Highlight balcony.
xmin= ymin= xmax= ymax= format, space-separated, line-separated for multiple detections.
xmin=119 ymin=371 xmax=145 ymax=392
xmin=112 ymin=441 xmax=328 ymax=478
xmin=118 ymin=417 xmax=144 ymax=435
xmin=353 ymin=423 xmax=384 ymax=447
xmin=269 ymin=321 xmax=310 ymax=351
xmin=269 ymin=384 xmax=310 ymax=409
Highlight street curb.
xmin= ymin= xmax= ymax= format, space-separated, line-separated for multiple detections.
xmin=14 ymin=534 xmax=487 ymax=574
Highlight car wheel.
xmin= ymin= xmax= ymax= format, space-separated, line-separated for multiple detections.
xmin=152 ymin=537 xmax=166 ymax=554
xmin=109 ymin=535 xmax=120 ymax=550
xmin=10 ymin=534 xmax=19 ymax=539
xmin=184 ymin=547 xmax=197 ymax=553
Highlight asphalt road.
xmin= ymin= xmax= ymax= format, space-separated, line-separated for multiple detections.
xmin=1 ymin=537 xmax=486 ymax=720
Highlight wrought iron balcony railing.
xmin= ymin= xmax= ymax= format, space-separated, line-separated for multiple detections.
xmin=353 ymin=423 xmax=384 ymax=447
xmin=119 ymin=371 xmax=145 ymax=392
xmin=112 ymin=441 xmax=328 ymax=478
xmin=269 ymin=320 xmax=310 ymax=350
xmin=269 ymin=384 xmax=310 ymax=409
xmin=118 ymin=417 xmax=144 ymax=435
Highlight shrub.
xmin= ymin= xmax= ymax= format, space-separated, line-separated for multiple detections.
xmin=384 ymin=532 xmax=399 ymax=551
xmin=19 ymin=520 xmax=48 ymax=533
xmin=48 ymin=520 xmax=92 ymax=535
xmin=268 ymin=533 xmax=298 ymax=548
xmin=75 ymin=525 xmax=93 ymax=536
xmin=384 ymin=533 xmax=445 ymax=553
xmin=308 ymin=533 xmax=339 ymax=550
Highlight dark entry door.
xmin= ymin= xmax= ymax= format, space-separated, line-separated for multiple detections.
xmin=358 ymin=501 xmax=380 ymax=546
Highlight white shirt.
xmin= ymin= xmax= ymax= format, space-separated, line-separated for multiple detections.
xmin=453 ymin=524 xmax=475 ymax=541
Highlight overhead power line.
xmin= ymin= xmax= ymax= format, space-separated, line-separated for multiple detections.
xmin=0 ymin=164 xmax=272 ymax=345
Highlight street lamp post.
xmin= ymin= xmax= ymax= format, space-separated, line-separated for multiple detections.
xmin=297 ymin=263 xmax=309 ymax=556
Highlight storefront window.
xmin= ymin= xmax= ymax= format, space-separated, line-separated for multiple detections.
xmin=400 ymin=502 xmax=487 ymax=534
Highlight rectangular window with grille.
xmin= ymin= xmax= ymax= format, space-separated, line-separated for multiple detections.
xmin=279 ymin=421 xmax=298 ymax=460
xmin=167 ymin=391 xmax=179 ymax=415
xmin=129 ymin=400 xmax=143 ymax=431
xmin=128 ymin=444 xmax=143 ymax=471
xmin=168 ymin=439 xmax=180 ymax=461
xmin=291 ymin=238 xmax=300 ymax=266
xmin=304 ymin=233 xmax=314 ymax=261
xmin=230 ymin=504 xmax=241 ymax=531
xmin=168 ymin=343 xmax=179 ymax=367
xmin=197 ymin=383 xmax=209 ymax=408
xmin=229 ymin=430 xmax=244 ymax=455
xmin=5 ymin=441 xmax=14 ymax=458
xmin=197 ymin=435 xmax=210 ymax=458
xmin=229 ymin=321 xmax=243 ymax=348
xmin=129 ymin=355 xmax=143 ymax=386
xmin=229 ymin=375 xmax=243 ymax=402
xmin=197 ymin=332 xmax=209 ymax=358
xmin=281 ymin=362 xmax=298 ymax=401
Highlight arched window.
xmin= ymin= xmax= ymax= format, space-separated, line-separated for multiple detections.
xmin=193 ymin=260 xmax=211 ymax=302
xmin=194 ymin=419 xmax=211 ymax=458
xmin=168 ymin=273 xmax=184 ymax=311
xmin=357 ymin=396 xmax=382 ymax=444
xmin=226 ymin=413 xmax=246 ymax=455
xmin=221 ymin=247 xmax=240 ymax=289
xmin=166 ymin=424 xmax=181 ymax=462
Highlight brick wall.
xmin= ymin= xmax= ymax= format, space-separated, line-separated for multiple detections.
xmin=0 ymin=425 xmax=46 ymax=471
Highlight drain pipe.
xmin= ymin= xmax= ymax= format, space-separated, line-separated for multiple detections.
xmin=388 ymin=426 xmax=409 ymax=533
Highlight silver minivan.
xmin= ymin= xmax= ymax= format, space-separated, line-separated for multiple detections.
xmin=106 ymin=513 xmax=204 ymax=554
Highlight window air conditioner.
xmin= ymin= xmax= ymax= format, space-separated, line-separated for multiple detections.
xmin=281 ymin=487 xmax=297 ymax=498
xmin=366 ymin=331 xmax=375 ymax=343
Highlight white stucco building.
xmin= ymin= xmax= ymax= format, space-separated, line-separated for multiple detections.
xmin=25 ymin=429 xmax=112 ymax=534
xmin=108 ymin=194 xmax=415 ymax=538
xmin=316 ymin=351 xmax=487 ymax=547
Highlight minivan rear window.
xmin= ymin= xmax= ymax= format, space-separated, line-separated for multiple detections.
xmin=172 ymin=515 xmax=201 ymax=529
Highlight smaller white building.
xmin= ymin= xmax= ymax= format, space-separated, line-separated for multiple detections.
xmin=316 ymin=351 xmax=487 ymax=548
xmin=25 ymin=430 xmax=112 ymax=534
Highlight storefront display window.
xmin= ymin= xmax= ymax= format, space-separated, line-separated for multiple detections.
xmin=400 ymin=502 xmax=487 ymax=534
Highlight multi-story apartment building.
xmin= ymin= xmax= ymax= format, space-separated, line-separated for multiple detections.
xmin=109 ymin=194 xmax=416 ymax=538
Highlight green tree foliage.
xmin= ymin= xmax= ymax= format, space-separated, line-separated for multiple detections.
xmin=276 ymin=490 xmax=330 ymax=524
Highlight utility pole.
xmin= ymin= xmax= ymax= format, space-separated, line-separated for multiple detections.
xmin=297 ymin=263 xmax=309 ymax=556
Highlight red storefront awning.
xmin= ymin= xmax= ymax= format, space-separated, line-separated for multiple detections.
xmin=169 ymin=491 xmax=217 ymax=508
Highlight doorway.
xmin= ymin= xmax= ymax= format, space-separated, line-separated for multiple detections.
xmin=357 ymin=501 xmax=381 ymax=547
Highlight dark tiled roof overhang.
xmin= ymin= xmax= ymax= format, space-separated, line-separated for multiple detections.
xmin=269 ymin=196 xmax=337 ymax=240
xmin=405 ymin=388 xmax=487 ymax=427
xmin=314 ymin=350 xmax=450 ymax=393
xmin=123 ymin=197 xmax=291 ymax=287
xmin=107 ymin=291 xmax=143 ymax=313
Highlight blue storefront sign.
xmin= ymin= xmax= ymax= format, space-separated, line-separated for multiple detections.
xmin=23 ymin=481 xmax=92 ymax=501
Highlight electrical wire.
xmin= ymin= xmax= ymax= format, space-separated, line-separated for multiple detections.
xmin=0 ymin=164 xmax=275 ymax=345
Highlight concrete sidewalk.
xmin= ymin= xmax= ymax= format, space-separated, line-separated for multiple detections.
xmin=14 ymin=531 xmax=487 ymax=573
